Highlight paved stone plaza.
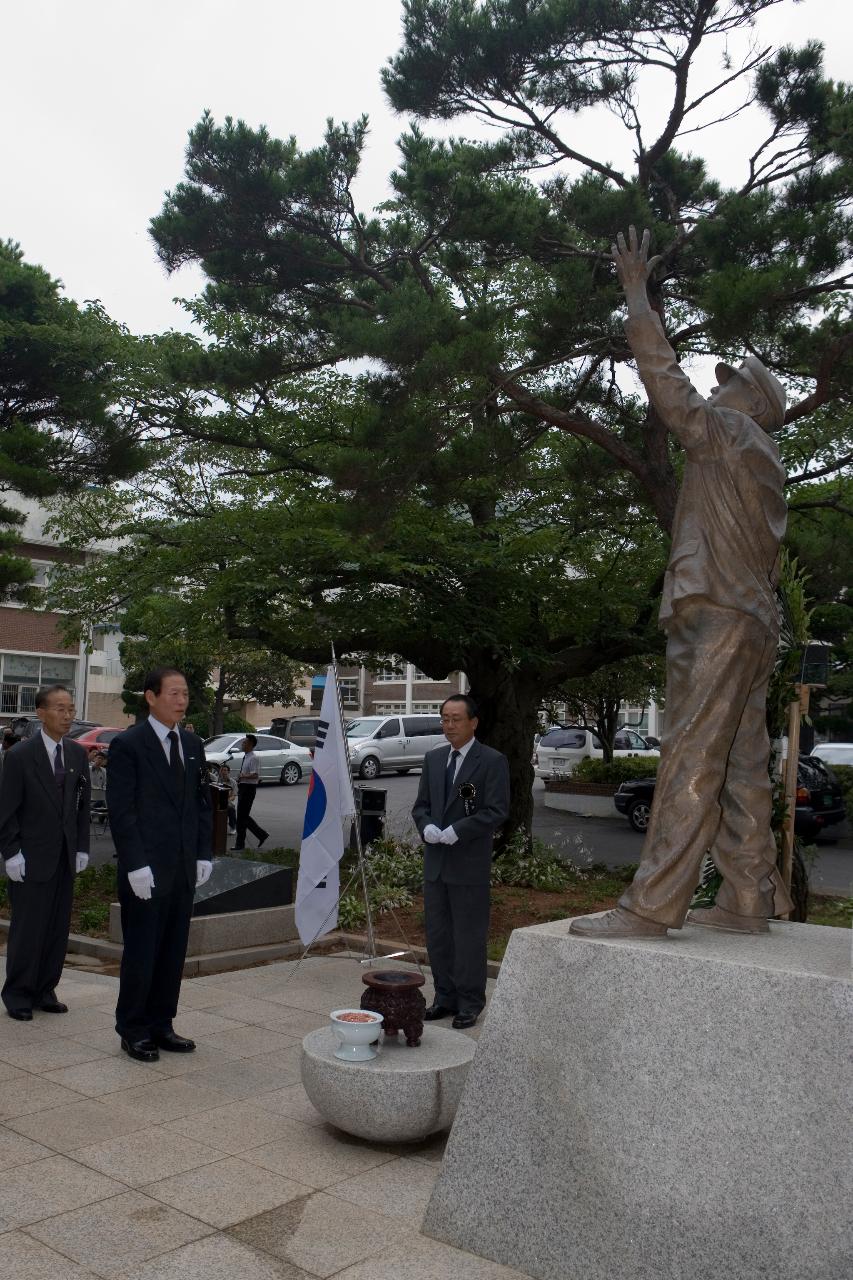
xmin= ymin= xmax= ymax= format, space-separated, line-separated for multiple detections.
xmin=0 ymin=955 xmax=531 ymax=1279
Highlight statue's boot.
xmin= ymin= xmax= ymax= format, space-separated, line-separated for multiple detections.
xmin=569 ymin=907 xmax=669 ymax=938
xmin=686 ymin=905 xmax=769 ymax=934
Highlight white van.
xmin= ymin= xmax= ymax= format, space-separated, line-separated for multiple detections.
xmin=345 ymin=714 xmax=446 ymax=778
xmin=534 ymin=726 xmax=659 ymax=779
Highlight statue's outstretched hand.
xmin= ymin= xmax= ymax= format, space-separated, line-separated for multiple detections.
xmin=612 ymin=226 xmax=661 ymax=305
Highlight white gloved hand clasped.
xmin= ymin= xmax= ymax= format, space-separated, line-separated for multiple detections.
xmin=127 ymin=866 xmax=155 ymax=900
xmin=195 ymin=860 xmax=213 ymax=888
xmin=4 ymin=852 xmax=25 ymax=882
xmin=439 ymin=826 xmax=458 ymax=845
xmin=76 ymin=852 xmax=89 ymax=873
xmin=422 ymin=824 xmax=443 ymax=844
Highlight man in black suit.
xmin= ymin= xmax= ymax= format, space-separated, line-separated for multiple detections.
xmin=107 ymin=668 xmax=212 ymax=1062
xmin=412 ymin=694 xmax=510 ymax=1028
xmin=0 ymin=684 xmax=90 ymax=1020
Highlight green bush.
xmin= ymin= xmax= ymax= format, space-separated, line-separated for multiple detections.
xmin=573 ymin=756 xmax=660 ymax=784
xmin=76 ymin=863 xmax=118 ymax=897
xmin=232 ymin=847 xmax=300 ymax=868
xmin=491 ymin=833 xmax=574 ymax=891
xmin=77 ymin=902 xmax=110 ymax=932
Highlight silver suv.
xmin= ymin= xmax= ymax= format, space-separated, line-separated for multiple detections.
xmin=345 ymin=714 xmax=446 ymax=779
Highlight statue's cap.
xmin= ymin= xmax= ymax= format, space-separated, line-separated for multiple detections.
xmin=714 ymin=356 xmax=786 ymax=431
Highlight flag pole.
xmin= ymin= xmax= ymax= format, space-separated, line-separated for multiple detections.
xmin=331 ymin=645 xmax=377 ymax=962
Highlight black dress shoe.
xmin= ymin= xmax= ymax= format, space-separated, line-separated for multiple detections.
xmin=423 ymin=1004 xmax=455 ymax=1021
xmin=7 ymin=1008 xmax=33 ymax=1021
xmin=152 ymin=1030 xmax=196 ymax=1053
xmin=121 ymin=1036 xmax=160 ymax=1062
xmin=40 ymin=1000 xmax=68 ymax=1013
xmin=257 ymin=832 xmax=269 ymax=848
xmin=452 ymin=1013 xmax=478 ymax=1029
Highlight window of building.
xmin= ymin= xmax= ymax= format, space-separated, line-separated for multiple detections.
xmin=412 ymin=669 xmax=450 ymax=683
xmin=0 ymin=653 xmax=77 ymax=714
xmin=373 ymin=659 xmax=405 ymax=683
xmin=29 ymin=561 xmax=53 ymax=589
xmin=339 ymin=677 xmax=359 ymax=706
xmin=412 ymin=701 xmax=443 ymax=713
xmin=373 ymin=702 xmax=405 ymax=714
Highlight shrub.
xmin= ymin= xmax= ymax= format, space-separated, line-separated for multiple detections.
xmin=233 ymin=847 xmax=299 ymax=868
xmin=77 ymin=902 xmax=110 ymax=933
xmin=491 ymin=833 xmax=574 ymax=891
xmin=831 ymin=764 xmax=853 ymax=816
xmin=76 ymin=863 xmax=118 ymax=896
xmin=574 ymin=756 xmax=660 ymax=785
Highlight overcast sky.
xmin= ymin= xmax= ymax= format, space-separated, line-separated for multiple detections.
xmin=3 ymin=0 xmax=850 ymax=337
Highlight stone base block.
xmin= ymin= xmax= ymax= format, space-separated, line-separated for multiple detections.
xmin=424 ymin=917 xmax=852 ymax=1280
xmin=109 ymin=903 xmax=297 ymax=955
xmin=302 ymin=1024 xmax=475 ymax=1142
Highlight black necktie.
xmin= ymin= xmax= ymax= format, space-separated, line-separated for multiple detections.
xmin=54 ymin=743 xmax=65 ymax=790
xmin=445 ymin=750 xmax=460 ymax=804
xmin=167 ymin=731 xmax=185 ymax=783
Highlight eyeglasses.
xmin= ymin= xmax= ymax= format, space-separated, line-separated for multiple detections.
xmin=441 ymin=715 xmax=468 ymax=725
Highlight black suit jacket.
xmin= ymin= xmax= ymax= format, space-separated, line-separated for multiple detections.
xmin=0 ymin=735 xmax=90 ymax=881
xmin=412 ymin=739 xmax=510 ymax=885
xmin=106 ymin=720 xmax=211 ymax=896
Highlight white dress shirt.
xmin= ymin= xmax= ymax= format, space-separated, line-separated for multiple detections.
xmin=148 ymin=714 xmax=184 ymax=764
xmin=446 ymin=735 xmax=475 ymax=784
xmin=41 ymin=728 xmax=65 ymax=771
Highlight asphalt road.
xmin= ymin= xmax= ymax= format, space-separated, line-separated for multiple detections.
xmin=87 ymin=772 xmax=853 ymax=896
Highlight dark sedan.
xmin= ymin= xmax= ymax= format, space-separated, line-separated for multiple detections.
xmin=614 ymin=757 xmax=846 ymax=840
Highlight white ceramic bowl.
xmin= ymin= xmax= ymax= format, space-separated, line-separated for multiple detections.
xmin=330 ymin=1008 xmax=383 ymax=1061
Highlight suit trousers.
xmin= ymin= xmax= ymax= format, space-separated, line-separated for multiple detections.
xmin=235 ymin=783 xmax=265 ymax=847
xmin=115 ymin=878 xmax=194 ymax=1040
xmin=3 ymin=854 xmax=73 ymax=1012
xmin=620 ymin=599 xmax=792 ymax=927
xmin=423 ymin=878 xmax=490 ymax=1016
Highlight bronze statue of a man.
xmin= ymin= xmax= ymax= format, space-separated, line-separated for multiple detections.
xmin=571 ymin=227 xmax=792 ymax=939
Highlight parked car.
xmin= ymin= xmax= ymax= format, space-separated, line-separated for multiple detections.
xmin=203 ymin=732 xmax=313 ymax=785
xmin=345 ymin=713 xmax=446 ymax=779
xmin=534 ymin=726 xmax=659 ymax=779
xmin=73 ymin=726 xmax=126 ymax=754
xmin=614 ymin=757 xmax=846 ymax=839
xmin=269 ymin=716 xmax=329 ymax=750
xmin=1 ymin=714 xmax=101 ymax=741
xmin=811 ymin=743 xmax=853 ymax=768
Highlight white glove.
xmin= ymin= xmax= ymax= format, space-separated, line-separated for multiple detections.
xmin=440 ymin=826 xmax=458 ymax=845
xmin=127 ymin=866 xmax=155 ymax=900
xmin=195 ymin=860 xmax=213 ymax=887
xmin=423 ymin=824 xmax=443 ymax=844
xmin=4 ymin=853 xmax=25 ymax=882
xmin=76 ymin=852 xmax=89 ymax=873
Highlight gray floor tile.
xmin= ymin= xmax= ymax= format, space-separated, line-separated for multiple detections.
xmin=104 ymin=1075 xmax=234 ymax=1123
xmin=6 ymin=1097 xmax=149 ymax=1153
xmin=42 ymin=1055 xmax=173 ymax=1097
xmin=0 ymin=1062 xmax=30 ymax=1083
xmin=251 ymin=1083 xmax=325 ymax=1126
xmin=332 ymin=1234 xmax=536 ymax=1279
xmin=242 ymin=1120 xmax=397 ymax=1189
xmin=73 ymin=1126 xmax=221 ymax=1186
xmin=0 ymin=1076 xmax=86 ymax=1121
xmin=0 ymin=1126 xmax=55 ymax=1171
xmin=126 ymin=1231 xmax=313 ymax=1279
xmin=174 ymin=1056 xmax=302 ymax=1101
xmin=194 ymin=1025 xmax=303 ymax=1058
xmin=199 ymin=996 xmax=308 ymax=1026
xmin=164 ymin=1100 xmax=304 ymax=1155
xmin=326 ymin=1156 xmax=440 ymax=1226
xmin=1 ymin=1153 xmax=124 ymax=1226
xmin=152 ymin=1009 xmax=246 ymax=1039
xmin=26 ymin=1188 xmax=212 ymax=1278
xmin=0 ymin=1039 xmax=107 ymax=1073
xmin=256 ymin=1009 xmax=327 ymax=1038
xmin=229 ymin=1191 xmax=414 ymax=1278
xmin=143 ymin=1155 xmax=309 ymax=1227
xmin=0 ymin=1229 xmax=96 ymax=1278
xmin=29 ymin=1008 xmax=114 ymax=1038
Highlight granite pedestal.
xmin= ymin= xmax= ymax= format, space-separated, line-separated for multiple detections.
xmin=423 ymin=917 xmax=853 ymax=1280
xmin=301 ymin=1024 xmax=475 ymax=1142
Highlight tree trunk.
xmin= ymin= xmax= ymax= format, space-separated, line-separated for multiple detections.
xmin=212 ymin=668 xmax=227 ymax=736
xmin=465 ymin=664 xmax=541 ymax=852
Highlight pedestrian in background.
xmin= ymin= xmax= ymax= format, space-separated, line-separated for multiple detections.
xmin=233 ymin=734 xmax=269 ymax=850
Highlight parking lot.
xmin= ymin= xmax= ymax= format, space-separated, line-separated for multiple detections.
xmin=86 ymin=772 xmax=853 ymax=896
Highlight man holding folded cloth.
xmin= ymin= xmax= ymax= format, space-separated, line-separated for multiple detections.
xmin=412 ymin=694 xmax=509 ymax=1029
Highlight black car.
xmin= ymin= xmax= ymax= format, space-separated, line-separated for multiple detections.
xmin=2 ymin=714 xmax=101 ymax=741
xmin=614 ymin=757 xmax=846 ymax=840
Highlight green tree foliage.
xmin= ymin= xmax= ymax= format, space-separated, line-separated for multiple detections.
xmin=0 ymin=241 xmax=150 ymax=598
